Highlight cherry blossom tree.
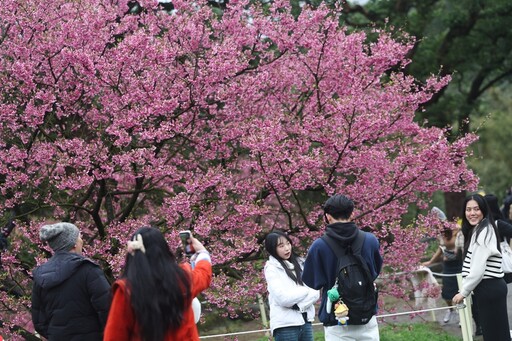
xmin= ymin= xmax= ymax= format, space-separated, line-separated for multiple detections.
xmin=0 ymin=0 xmax=477 ymax=337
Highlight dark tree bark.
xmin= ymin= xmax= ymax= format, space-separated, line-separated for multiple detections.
xmin=444 ymin=191 xmax=467 ymax=221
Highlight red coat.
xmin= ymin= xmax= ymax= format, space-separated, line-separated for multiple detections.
xmin=103 ymin=260 xmax=212 ymax=341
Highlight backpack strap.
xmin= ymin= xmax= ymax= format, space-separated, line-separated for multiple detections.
xmin=321 ymin=230 xmax=372 ymax=279
xmin=321 ymin=230 xmax=366 ymax=258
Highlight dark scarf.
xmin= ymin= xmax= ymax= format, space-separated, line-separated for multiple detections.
xmin=325 ymin=222 xmax=359 ymax=247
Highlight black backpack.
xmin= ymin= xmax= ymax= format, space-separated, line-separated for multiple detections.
xmin=322 ymin=230 xmax=377 ymax=325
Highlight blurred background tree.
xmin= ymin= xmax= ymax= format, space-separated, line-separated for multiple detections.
xmin=468 ymin=86 xmax=512 ymax=202
xmin=332 ymin=0 xmax=512 ymax=218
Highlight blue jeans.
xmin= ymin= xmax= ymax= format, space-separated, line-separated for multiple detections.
xmin=273 ymin=322 xmax=314 ymax=341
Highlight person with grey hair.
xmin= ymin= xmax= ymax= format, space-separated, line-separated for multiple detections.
xmin=31 ymin=222 xmax=111 ymax=340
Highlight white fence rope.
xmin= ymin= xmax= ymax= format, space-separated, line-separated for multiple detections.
xmin=200 ymin=304 xmax=469 ymax=339
xmin=430 ymin=271 xmax=458 ymax=277
xmin=386 ymin=270 xmax=460 ymax=277
xmin=200 ymin=272 xmax=473 ymax=340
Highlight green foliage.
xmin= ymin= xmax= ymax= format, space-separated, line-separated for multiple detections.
xmin=468 ymin=86 xmax=512 ymax=202
xmin=329 ymin=0 xmax=512 ymax=217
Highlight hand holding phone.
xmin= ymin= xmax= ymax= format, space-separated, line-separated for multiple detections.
xmin=179 ymin=230 xmax=195 ymax=256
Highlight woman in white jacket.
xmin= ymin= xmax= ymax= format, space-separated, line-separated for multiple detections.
xmin=264 ymin=230 xmax=319 ymax=341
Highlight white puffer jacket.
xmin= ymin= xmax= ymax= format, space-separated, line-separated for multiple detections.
xmin=264 ymin=256 xmax=319 ymax=334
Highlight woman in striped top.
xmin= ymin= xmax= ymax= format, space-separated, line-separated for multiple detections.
xmin=452 ymin=194 xmax=511 ymax=341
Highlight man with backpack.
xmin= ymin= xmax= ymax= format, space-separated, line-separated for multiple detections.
xmin=303 ymin=194 xmax=383 ymax=340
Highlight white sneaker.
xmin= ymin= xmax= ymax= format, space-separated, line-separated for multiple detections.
xmin=443 ymin=310 xmax=452 ymax=323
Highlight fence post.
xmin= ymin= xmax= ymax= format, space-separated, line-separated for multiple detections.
xmin=258 ymin=294 xmax=271 ymax=338
xmin=456 ymin=273 xmax=473 ymax=341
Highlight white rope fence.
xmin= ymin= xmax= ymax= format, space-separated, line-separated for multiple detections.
xmin=377 ymin=304 xmax=464 ymax=319
xmin=430 ymin=271 xmax=459 ymax=277
xmin=200 ymin=272 xmax=474 ymax=340
xmin=200 ymin=304 xmax=468 ymax=339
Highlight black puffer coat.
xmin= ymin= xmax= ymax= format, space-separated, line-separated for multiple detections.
xmin=31 ymin=251 xmax=111 ymax=341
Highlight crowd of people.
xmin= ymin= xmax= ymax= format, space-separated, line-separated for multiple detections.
xmin=29 ymin=189 xmax=512 ymax=341
xmin=265 ymin=191 xmax=512 ymax=341
xmin=422 ymin=191 xmax=512 ymax=341
xmin=264 ymin=194 xmax=383 ymax=341
xmin=31 ymin=223 xmax=212 ymax=341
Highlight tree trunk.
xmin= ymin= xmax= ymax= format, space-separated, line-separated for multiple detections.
xmin=444 ymin=191 xmax=467 ymax=222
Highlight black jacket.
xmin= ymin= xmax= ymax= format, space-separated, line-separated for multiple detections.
xmin=497 ymin=219 xmax=512 ymax=284
xmin=31 ymin=252 xmax=111 ymax=341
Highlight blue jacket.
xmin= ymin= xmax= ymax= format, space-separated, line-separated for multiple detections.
xmin=302 ymin=222 xmax=383 ymax=325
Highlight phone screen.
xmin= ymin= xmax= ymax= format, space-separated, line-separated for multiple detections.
xmin=179 ymin=231 xmax=190 ymax=243
xmin=179 ymin=231 xmax=194 ymax=256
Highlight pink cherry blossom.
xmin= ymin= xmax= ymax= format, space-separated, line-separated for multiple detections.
xmin=0 ymin=0 xmax=477 ymax=337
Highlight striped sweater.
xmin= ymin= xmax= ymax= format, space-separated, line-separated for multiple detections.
xmin=460 ymin=222 xmax=503 ymax=297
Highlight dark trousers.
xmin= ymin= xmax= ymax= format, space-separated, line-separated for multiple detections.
xmin=473 ymin=278 xmax=511 ymax=341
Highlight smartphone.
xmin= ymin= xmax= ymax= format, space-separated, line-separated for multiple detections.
xmin=179 ymin=230 xmax=194 ymax=256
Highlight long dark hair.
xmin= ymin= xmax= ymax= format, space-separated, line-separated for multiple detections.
xmin=264 ymin=230 xmax=304 ymax=285
xmin=461 ymin=194 xmax=499 ymax=256
xmin=122 ymin=227 xmax=191 ymax=341
xmin=484 ymin=194 xmax=504 ymax=220
xmin=502 ymin=195 xmax=512 ymax=223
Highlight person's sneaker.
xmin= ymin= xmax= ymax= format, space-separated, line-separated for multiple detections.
xmin=443 ymin=310 xmax=453 ymax=323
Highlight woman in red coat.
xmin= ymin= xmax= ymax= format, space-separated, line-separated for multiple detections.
xmin=104 ymin=227 xmax=212 ymax=341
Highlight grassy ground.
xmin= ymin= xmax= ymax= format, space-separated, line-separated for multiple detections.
xmin=251 ymin=322 xmax=462 ymax=341
xmin=380 ymin=322 xmax=462 ymax=341
xmin=199 ymin=293 xmax=467 ymax=340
